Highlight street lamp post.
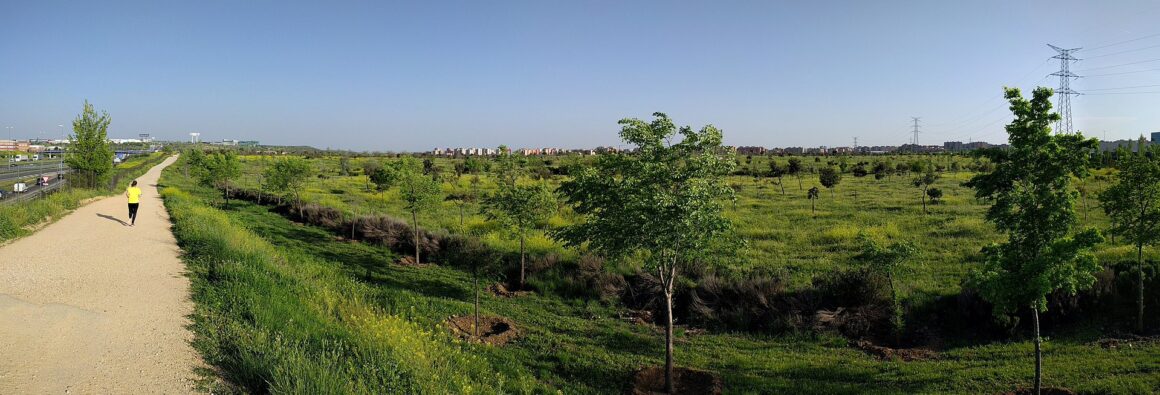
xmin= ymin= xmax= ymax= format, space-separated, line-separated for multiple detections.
xmin=58 ymin=125 xmax=65 ymax=178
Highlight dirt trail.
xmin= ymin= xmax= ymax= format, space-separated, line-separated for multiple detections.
xmin=0 ymin=156 xmax=201 ymax=394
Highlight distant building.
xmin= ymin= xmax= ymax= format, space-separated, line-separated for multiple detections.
xmin=1098 ymin=139 xmax=1150 ymax=152
xmin=1152 ymin=131 xmax=1159 ymax=144
xmin=943 ymin=141 xmax=994 ymax=152
xmin=239 ymin=140 xmax=260 ymax=147
xmin=736 ymin=146 xmax=767 ymax=155
xmin=0 ymin=140 xmax=30 ymax=151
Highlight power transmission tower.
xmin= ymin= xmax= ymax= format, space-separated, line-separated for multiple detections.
xmin=853 ymin=136 xmax=858 ymax=151
xmin=1048 ymin=44 xmax=1081 ymax=134
xmin=910 ymin=117 xmax=921 ymax=145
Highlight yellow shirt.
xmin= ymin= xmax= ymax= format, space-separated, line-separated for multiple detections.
xmin=127 ymin=187 xmax=142 ymax=204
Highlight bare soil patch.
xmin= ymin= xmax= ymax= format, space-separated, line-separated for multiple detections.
xmin=446 ymin=315 xmax=519 ymax=346
xmin=855 ymin=340 xmax=940 ymax=361
xmin=488 ymin=282 xmax=532 ymax=297
xmin=619 ymin=309 xmax=654 ymax=325
xmin=396 ymin=256 xmax=432 ymax=267
xmin=628 ymin=366 xmax=723 ymax=395
xmin=1093 ymin=334 xmax=1160 ymax=349
xmin=999 ymin=387 xmax=1076 ymax=395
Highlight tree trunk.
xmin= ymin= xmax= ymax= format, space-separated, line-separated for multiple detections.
xmin=889 ymin=274 xmax=900 ymax=345
xmin=921 ymin=188 xmax=927 ymax=214
xmin=412 ymin=209 xmax=420 ymax=264
xmin=1138 ymin=243 xmax=1145 ymax=333
xmin=778 ymin=176 xmax=785 ymax=195
xmin=519 ymin=232 xmax=527 ymax=290
xmin=1033 ymin=307 xmax=1042 ymax=395
xmin=830 ymin=187 xmax=834 ymax=199
xmin=811 ymin=199 xmax=816 ymax=218
xmin=663 ymin=276 xmax=675 ymax=394
xmin=474 ymin=264 xmax=480 ymax=338
xmin=459 ymin=202 xmax=465 ymax=226
xmin=797 ymin=175 xmax=802 ymax=190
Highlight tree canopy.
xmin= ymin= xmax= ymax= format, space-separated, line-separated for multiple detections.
xmin=65 ymin=100 xmax=114 ymax=188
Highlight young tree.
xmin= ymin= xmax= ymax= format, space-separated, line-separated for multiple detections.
xmin=338 ymin=155 xmax=352 ymax=176
xmin=964 ymin=87 xmax=1103 ymax=395
xmin=926 ymin=187 xmax=943 ymax=205
xmin=264 ymin=156 xmax=313 ymax=206
xmin=553 ymin=113 xmax=735 ymax=394
xmin=368 ymin=161 xmax=401 ymax=197
xmin=483 ymin=181 xmax=556 ymax=290
xmin=855 ymin=236 xmax=917 ymax=344
xmin=1099 ymin=146 xmax=1160 ymax=333
xmin=769 ymin=161 xmax=786 ymax=195
xmin=787 ymin=157 xmax=804 ymax=190
xmin=197 ymin=151 xmax=241 ymax=206
xmin=912 ymin=170 xmax=939 ymax=214
xmin=396 ymin=157 xmax=443 ymax=264
xmin=819 ymin=166 xmax=841 ymax=198
xmin=808 ymin=186 xmax=820 ymax=218
xmin=65 ymin=100 xmax=115 ymax=188
xmin=362 ymin=159 xmax=381 ymax=192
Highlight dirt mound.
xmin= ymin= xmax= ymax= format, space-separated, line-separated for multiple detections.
xmin=396 ymin=256 xmax=432 ymax=267
xmin=488 ymin=282 xmax=531 ymax=297
xmin=628 ymin=366 xmax=722 ymax=395
xmin=619 ymin=309 xmax=654 ymax=325
xmin=999 ymin=387 xmax=1075 ymax=395
xmin=855 ymin=340 xmax=939 ymax=362
xmin=1093 ymin=334 xmax=1160 ymax=349
xmin=446 ymin=316 xmax=519 ymax=346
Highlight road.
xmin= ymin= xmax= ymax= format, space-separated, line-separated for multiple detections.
xmin=0 ymin=155 xmax=201 ymax=393
xmin=0 ymin=162 xmax=67 ymax=184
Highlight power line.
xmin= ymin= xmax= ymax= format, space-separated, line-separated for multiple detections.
xmin=1082 ymin=32 xmax=1160 ymax=53
xmin=1082 ymin=91 xmax=1160 ymax=95
xmin=1083 ymin=67 xmax=1160 ymax=77
xmin=1048 ymin=44 xmax=1081 ymax=135
xmin=1080 ymin=83 xmax=1160 ymax=91
xmin=1075 ymin=57 xmax=1160 ymax=72
xmin=1082 ymin=43 xmax=1160 ymax=59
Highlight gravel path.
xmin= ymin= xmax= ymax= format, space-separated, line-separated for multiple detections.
xmin=0 ymin=156 xmax=201 ymax=393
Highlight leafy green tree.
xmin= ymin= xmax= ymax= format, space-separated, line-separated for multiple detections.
xmin=483 ymin=181 xmax=556 ymax=290
xmin=912 ymin=170 xmax=939 ymax=214
xmin=396 ymin=157 xmax=443 ymax=264
xmin=1099 ymin=146 xmax=1160 ymax=333
xmin=855 ymin=236 xmax=917 ymax=344
xmin=769 ymin=161 xmax=786 ymax=195
xmin=819 ymin=166 xmax=841 ymax=198
xmin=553 ymin=113 xmax=735 ymax=393
xmin=926 ymin=187 xmax=943 ymax=205
xmin=264 ymin=156 xmax=313 ymax=205
xmin=362 ymin=160 xmax=381 ymax=191
xmin=964 ymin=87 xmax=1103 ymax=395
xmin=368 ymin=161 xmax=401 ymax=197
xmin=807 ymin=186 xmax=820 ymax=218
xmin=197 ymin=151 xmax=242 ymax=206
xmin=65 ymin=101 xmax=115 ymax=188
xmin=787 ymin=157 xmax=804 ymax=190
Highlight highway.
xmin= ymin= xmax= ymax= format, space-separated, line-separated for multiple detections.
xmin=0 ymin=162 xmax=69 ymax=184
xmin=0 ymin=179 xmax=67 ymax=205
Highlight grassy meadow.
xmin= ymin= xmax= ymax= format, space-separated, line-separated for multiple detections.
xmin=163 ymin=153 xmax=1160 ymax=394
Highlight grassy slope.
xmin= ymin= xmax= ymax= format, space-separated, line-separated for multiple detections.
xmin=168 ymin=157 xmax=1160 ymax=394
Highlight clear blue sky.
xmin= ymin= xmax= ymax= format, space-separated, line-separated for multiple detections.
xmin=3 ymin=1 xmax=1160 ymax=151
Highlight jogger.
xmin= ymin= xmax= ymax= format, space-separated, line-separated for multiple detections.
xmin=126 ymin=180 xmax=142 ymax=226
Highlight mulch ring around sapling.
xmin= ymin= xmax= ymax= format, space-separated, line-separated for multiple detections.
xmin=998 ymin=387 xmax=1076 ymax=395
xmin=446 ymin=316 xmax=520 ymax=346
xmin=627 ymin=366 xmax=723 ymax=395
xmin=855 ymin=340 xmax=940 ymax=362
xmin=488 ymin=282 xmax=532 ymax=297
xmin=396 ymin=255 xmax=433 ymax=267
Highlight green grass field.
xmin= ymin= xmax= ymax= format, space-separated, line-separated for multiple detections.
xmin=165 ymin=154 xmax=1160 ymax=394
